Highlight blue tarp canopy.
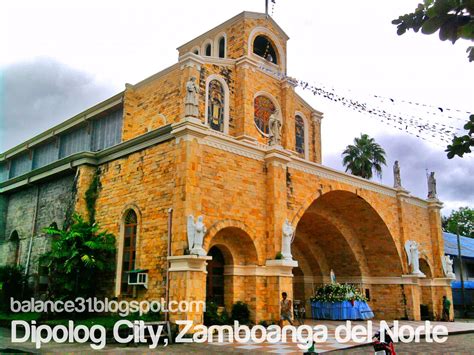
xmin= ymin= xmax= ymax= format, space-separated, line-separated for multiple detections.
xmin=451 ymin=281 xmax=474 ymax=289
xmin=443 ymin=232 xmax=474 ymax=259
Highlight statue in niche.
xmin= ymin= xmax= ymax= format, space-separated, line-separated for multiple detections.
xmin=281 ymin=219 xmax=294 ymax=260
xmin=427 ymin=171 xmax=437 ymax=199
xmin=330 ymin=269 xmax=336 ymax=284
xmin=185 ymin=77 xmax=199 ymax=118
xmin=404 ymin=240 xmax=424 ymax=276
xmin=268 ymin=109 xmax=282 ymax=146
xmin=393 ymin=160 xmax=402 ymax=188
xmin=187 ymin=215 xmax=207 ymax=256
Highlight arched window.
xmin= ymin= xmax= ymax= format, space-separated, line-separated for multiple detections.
xmin=218 ymin=36 xmax=225 ymax=58
xmin=205 ymin=43 xmax=212 ymax=56
xmin=295 ymin=115 xmax=305 ymax=157
xmin=207 ymin=80 xmax=225 ymax=132
xmin=254 ymin=95 xmax=276 ymax=135
xmin=121 ymin=209 xmax=138 ymax=295
xmin=193 ymin=49 xmax=199 ymax=55
xmin=10 ymin=230 xmax=20 ymax=265
xmin=253 ymin=35 xmax=277 ymax=64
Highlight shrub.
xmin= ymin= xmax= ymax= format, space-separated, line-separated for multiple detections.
xmin=231 ymin=301 xmax=250 ymax=325
xmin=204 ymin=301 xmax=229 ymax=326
xmin=41 ymin=214 xmax=116 ymax=301
xmin=0 ymin=265 xmax=29 ymax=313
xmin=275 ymin=252 xmax=283 ymax=260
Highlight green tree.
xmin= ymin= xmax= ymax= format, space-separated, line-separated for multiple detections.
xmin=392 ymin=0 xmax=474 ymax=62
xmin=445 ymin=114 xmax=474 ymax=158
xmin=442 ymin=206 xmax=474 ymax=238
xmin=41 ymin=214 xmax=116 ymax=300
xmin=342 ymin=134 xmax=387 ymax=179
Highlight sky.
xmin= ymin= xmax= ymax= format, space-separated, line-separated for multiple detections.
xmin=0 ymin=0 xmax=472 ymax=216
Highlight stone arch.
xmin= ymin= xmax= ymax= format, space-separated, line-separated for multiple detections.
xmin=213 ymin=32 xmax=227 ymax=58
xmin=294 ymin=111 xmax=309 ymax=160
xmin=253 ymin=91 xmax=282 ymax=137
xmin=205 ymin=222 xmax=259 ymax=316
xmin=202 ymin=39 xmax=213 ymax=57
xmin=9 ymin=230 xmax=20 ymax=266
xmin=419 ymin=257 xmax=433 ymax=278
xmin=248 ymin=26 xmax=286 ymax=71
xmin=292 ymin=189 xmax=403 ymax=277
xmin=205 ymin=221 xmax=259 ymax=266
xmin=204 ymin=74 xmax=230 ymax=134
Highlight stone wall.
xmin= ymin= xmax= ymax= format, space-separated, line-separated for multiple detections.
xmin=0 ymin=174 xmax=75 ymax=290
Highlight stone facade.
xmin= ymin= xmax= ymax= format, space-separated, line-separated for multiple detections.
xmin=0 ymin=11 xmax=452 ymax=323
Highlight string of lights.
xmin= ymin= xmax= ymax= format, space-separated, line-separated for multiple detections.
xmin=257 ymin=65 xmax=463 ymax=146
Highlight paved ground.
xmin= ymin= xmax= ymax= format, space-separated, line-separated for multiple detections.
xmin=1 ymin=320 xmax=474 ymax=354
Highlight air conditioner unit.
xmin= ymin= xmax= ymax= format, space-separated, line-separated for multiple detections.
xmin=127 ymin=270 xmax=148 ymax=289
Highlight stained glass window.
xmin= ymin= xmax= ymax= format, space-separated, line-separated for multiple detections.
xmin=254 ymin=96 xmax=275 ymax=135
xmin=295 ymin=115 xmax=305 ymax=157
xmin=207 ymin=80 xmax=225 ymax=132
xmin=121 ymin=209 xmax=137 ymax=295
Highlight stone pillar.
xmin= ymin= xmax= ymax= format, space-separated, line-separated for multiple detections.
xmin=395 ymin=188 xmax=411 ymax=273
xmin=264 ymin=147 xmax=292 ymax=260
xmin=234 ymin=60 xmax=253 ymax=139
xmin=427 ymin=199 xmax=444 ymax=278
xmin=311 ymin=111 xmax=323 ymax=163
xmin=401 ymin=275 xmax=423 ymax=320
xmin=264 ymin=259 xmax=298 ymax=321
xmin=171 ymin=118 xmax=208 ymax=256
xmin=73 ymin=165 xmax=98 ymax=219
xmin=280 ymin=79 xmax=296 ymax=150
xmin=167 ymin=255 xmax=211 ymax=328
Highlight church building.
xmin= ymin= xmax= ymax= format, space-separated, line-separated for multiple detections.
xmin=0 ymin=11 xmax=452 ymax=323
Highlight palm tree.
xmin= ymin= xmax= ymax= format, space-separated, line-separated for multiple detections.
xmin=342 ymin=134 xmax=387 ymax=179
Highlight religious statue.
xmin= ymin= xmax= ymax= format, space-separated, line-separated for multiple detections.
xmin=404 ymin=240 xmax=424 ymax=276
xmin=441 ymin=255 xmax=455 ymax=279
xmin=281 ymin=219 xmax=294 ymax=260
xmin=427 ymin=171 xmax=437 ymax=199
xmin=330 ymin=269 xmax=336 ymax=284
xmin=268 ymin=109 xmax=281 ymax=146
xmin=185 ymin=77 xmax=199 ymax=118
xmin=393 ymin=160 xmax=402 ymax=188
xmin=187 ymin=215 xmax=207 ymax=256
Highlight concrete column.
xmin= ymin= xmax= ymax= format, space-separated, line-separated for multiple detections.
xmin=427 ymin=199 xmax=445 ymax=278
xmin=264 ymin=259 xmax=298 ymax=322
xmin=170 ymin=118 xmax=208 ymax=256
xmin=280 ymin=79 xmax=296 ymax=150
xmin=395 ymin=188 xmax=411 ymax=273
xmin=311 ymin=112 xmax=323 ymax=163
xmin=167 ymin=255 xmax=211 ymax=329
xmin=264 ymin=147 xmax=292 ymax=260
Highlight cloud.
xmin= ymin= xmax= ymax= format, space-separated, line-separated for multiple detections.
xmin=324 ymin=132 xmax=474 ymax=215
xmin=1 ymin=57 xmax=116 ymax=151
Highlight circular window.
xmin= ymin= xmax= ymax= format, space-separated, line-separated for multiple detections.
xmin=254 ymin=95 xmax=276 ymax=135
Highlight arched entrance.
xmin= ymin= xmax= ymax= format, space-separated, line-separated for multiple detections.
xmin=292 ymin=190 xmax=404 ymax=319
xmin=205 ymin=225 xmax=260 ymax=319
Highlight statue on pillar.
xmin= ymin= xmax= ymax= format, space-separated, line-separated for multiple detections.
xmin=281 ymin=219 xmax=294 ymax=260
xmin=427 ymin=171 xmax=437 ymax=199
xmin=393 ymin=160 xmax=402 ymax=188
xmin=404 ymin=240 xmax=424 ymax=276
xmin=187 ymin=215 xmax=207 ymax=256
xmin=268 ymin=109 xmax=282 ymax=146
xmin=185 ymin=77 xmax=199 ymax=118
xmin=441 ymin=255 xmax=455 ymax=278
